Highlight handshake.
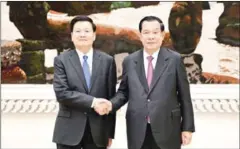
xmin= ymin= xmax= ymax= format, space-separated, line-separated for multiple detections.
xmin=92 ymin=98 xmax=112 ymax=115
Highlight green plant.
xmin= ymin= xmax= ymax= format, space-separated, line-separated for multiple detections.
xmin=110 ymin=2 xmax=132 ymax=10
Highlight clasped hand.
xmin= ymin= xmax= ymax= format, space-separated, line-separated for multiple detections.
xmin=93 ymin=98 xmax=112 ymax=115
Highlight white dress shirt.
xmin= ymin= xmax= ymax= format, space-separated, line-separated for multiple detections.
xmin=75 ymin=48 xmax=96 ymax=107
xmin=75 ymin=48 xmax=93 ymax=75
xmin=143 ymin=49 xmax=160 ymax=123
xmin=143 ymin=49 xmax=160 ymax=77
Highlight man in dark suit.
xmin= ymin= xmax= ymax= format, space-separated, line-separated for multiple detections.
xmin=96 ymin=16 xmax=195 ymax=149
xmin=52 ymin=15 xmax=117 ymax=149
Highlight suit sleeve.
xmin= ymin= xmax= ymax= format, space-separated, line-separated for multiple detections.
xmin=53 ymin=56 xmax=94 ymax=111
xmin=110 ymin=58 xmax=129 ymax=112
xmin=108 ymin=58 xmax=117 ymax=138
xmin=176 ymin=55 xmax=195 ymax=132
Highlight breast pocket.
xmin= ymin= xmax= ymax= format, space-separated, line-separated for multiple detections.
xmin=163 ymin=71 xmax=175 ymax=77
xmin=162 ymin=71 xmax=176 ymax=87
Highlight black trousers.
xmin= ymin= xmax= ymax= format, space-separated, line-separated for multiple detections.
xmin=140 ymin=124 xmax=160 ymax=149
xmin=57 ymin=120 xmax=106 ymax=149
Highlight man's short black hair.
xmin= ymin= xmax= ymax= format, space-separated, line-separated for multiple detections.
xmin=139 ymin=16 xmax=165 ymax=32
xmin=70 ymin=15 xmax=96 ymax=32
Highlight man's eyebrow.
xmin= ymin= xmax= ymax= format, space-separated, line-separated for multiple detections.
xmin=142 ymin=28 xmax=160 ymax=31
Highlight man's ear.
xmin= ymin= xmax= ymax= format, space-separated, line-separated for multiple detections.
xmin=93 ymin=33 xmax=96 ymax=41
xmin=161 ymin=31 xmax=165 ymax=39
xmin=71 ymin=32 xmax=73 ymax=40
xmin=139 ymin=32 xmax=143 ymax=42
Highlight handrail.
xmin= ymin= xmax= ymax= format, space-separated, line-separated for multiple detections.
xmin=1 ymin=84 xmax=239 ymax=113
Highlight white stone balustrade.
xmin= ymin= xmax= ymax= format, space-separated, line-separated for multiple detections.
xmin=1 ymin=84 xmax=239 ymax=149
xmin=1 ymin=84 xmax=239 ymax=113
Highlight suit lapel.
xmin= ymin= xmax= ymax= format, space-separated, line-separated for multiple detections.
xmin=148 ymin=47 xmax=169 ymax=94
xmin=69 ymin=50 xmax=88 ymax=92
xmin=135 ymin=50 xmax=149 ymax=93
xmin=89 ymin=50 xmax=101 ymax=92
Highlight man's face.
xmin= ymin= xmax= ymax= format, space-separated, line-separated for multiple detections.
xmin=71 ymin=21 xmax=96 ymax=47
xmin=140 ymin=20 xmax=164 ymax=51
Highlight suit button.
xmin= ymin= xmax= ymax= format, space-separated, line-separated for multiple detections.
xmin=147 ymin=99 xmax=150 ymax=102
xmin=84 ymin=112 xmax=87 ymax=115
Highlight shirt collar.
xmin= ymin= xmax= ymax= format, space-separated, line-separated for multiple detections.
xmin=76 ymin=48 xmax=93 ymax=59
xmin=143 ymin=48 xmax=160 ymax=60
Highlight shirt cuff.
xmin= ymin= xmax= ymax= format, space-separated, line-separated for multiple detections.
xmin=91 ymin=97 xmax=97 ymax=108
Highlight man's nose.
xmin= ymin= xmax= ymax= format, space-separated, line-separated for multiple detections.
xmin=147 ymin=37 xmax=154 ymax=41
xmin=80 ymin=34 xmax=86 ymax=37
xmin=79 ymin=32 xmax=86 ymax=37
xmin=148 ymin=34 xmax=155 ymax=40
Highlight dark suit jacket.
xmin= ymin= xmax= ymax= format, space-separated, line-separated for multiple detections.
xmin=111 ymin=47 xmax=195 ymax=149
xmin=52 ymin=49 xmax=117 ymax=147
